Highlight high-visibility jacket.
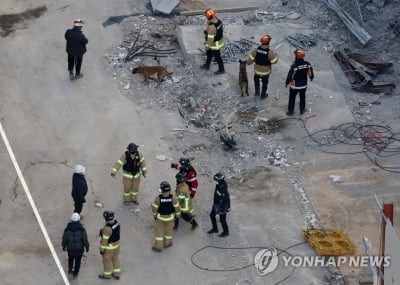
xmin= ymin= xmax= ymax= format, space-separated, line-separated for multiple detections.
xmin=152 ymin=194 xmax=180 ymax=221
xmin=175 ymin=182 xmax=195 ymax=215
xmin=99 ymin=220 xmax=120 ymax=253
xmin=112 ymin=151 xmax=147 ymax=179
xmin=205 ymin=17 xmax=224 ymax=51
xmin=247 ymin=44 xmax=279 ymax=76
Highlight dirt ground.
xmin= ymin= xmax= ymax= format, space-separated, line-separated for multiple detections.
xmin=1 ymin=0 xmax=400 ymax=284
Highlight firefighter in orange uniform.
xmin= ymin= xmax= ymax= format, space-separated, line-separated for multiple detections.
xmin=111 ymin=142 xmax=147 ymax=205
xmin=152 ymin=181 xmax=180 ymax=251
xmin=247 ymin=35 xmax=279 ymax=99
xmin=174 ymin=172 xmax=198 ymax=230
xmin=98 ymin=211 xmax=121 ymax=280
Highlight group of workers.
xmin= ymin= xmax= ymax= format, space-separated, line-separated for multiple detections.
xmin=201 ymin=9 xmax=314 ymax=115
xmin=62 ymin=142 xmax=231 ymax=280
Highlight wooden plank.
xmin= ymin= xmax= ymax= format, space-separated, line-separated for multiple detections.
xmin=180 ymin=6 xmax=258 ymax=16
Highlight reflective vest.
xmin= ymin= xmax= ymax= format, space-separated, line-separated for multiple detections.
xmin=158 ymin=194 xmax=174 ymax=215
xmin=255 ymin=47 xmax=271 ymax=66
xmin=105 ymin=221 xmax=120 ymax=243
xmin=122 ymin=151 xmax=140 ymax=174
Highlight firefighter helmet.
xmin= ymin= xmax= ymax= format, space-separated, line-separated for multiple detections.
xmin=73 ymin=19 xmax=84 ymax=27
xmin=127 ymin=142 xmax=138 ymax=152
xmin=74 ymin=164 xmax=85 ymax=174
xmin=160 ymin=181 xmax=171 ymax=193
xmin=260 ymin=35 xmax=271 ymax=44
xmin=205 ymin=9 xmax=216 ymax=20
xmin=213 ymin=172 xmax=225 ymax=182
xmin=71 ymin=212 xmax=80 ymax=222
xmin=179 ymin=157 xmax=190 ymax=167
xmin=103 ymin=211 xmax=115 ymax=221
xmin=294 ymin=48 xmax=306 ymax=58
xmin=175 ymin=172 xmax=187 ymax=183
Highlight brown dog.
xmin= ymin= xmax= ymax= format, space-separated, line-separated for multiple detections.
xmin=239 ymin=60 xmax=249 ymax=96
xmin=132 ymin=66 xmax=173 ymax=87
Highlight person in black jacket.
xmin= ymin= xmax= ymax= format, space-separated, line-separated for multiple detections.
xmin=207 ymin=172 xmax=231 ymax=237
xmin=71 ymin=165 xmax=88 ymax=215
xmin=285 ymin=49 xmax=314 ymax=116
xmin=64 ymin=19 xmax=88 ymax=80
xmin=62 ymin=213 xmax=89 ymax=279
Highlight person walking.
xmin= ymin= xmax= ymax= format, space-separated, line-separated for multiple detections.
xmin=200 ymin=9 xmax=225 ymax=75
xmin=247 ymin=35 xmax=279 ymax=99
xmin=71 ymin=164 xmax=88 ymax=215
xmin=171 ymin=157 xmax=198 ymax=198
xmin=285 ymin=48 xmax=314 ymax=116
xmin=64 ymin=19 xmax=88 ymax=80
xmin=207 ymin=172 xmax=230 ymax=238
xmin=152 ymin=181 xmax=180 ymax=252
xmin=62 ymin=213 xmax=89 ymax=279
xmin=174 ymin=172 xmax=198 ymax=230
xmin=98 ymin=211 xmax=121 ymax=280
xmin=111 ymin=142 xmax=147 ymax=205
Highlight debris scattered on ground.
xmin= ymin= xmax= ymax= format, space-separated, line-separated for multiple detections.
xmin=285 ymin=34 xmax=318 ymax=50
xmin=329 ymin=175 xmax=343 ymax=183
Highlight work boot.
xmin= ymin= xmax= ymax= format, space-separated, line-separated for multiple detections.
xmin=200 ymin=64 xmax=210 ymax=70
xmin=72 ymin=273 xmax=78 ymax=279
xmin=214 ymin=70 xmax=225 ymax=75
xmin=152 ymin=246 xmax=162 ymax=252
xmin=218 ymin=232 xmax=229 ymax=238
xmin=132 ymin=200 xmax=139 ymax=205
xmin=207 ymin=228 xmax=218 ymax=234
xmin=112 ymin=275 xmax=120 ymax=280
xmin=68 ymin=270 xmax=73 ymax=276
xmin=75 ymin=73 xmax=83 ymax=79
xmin=300 ymin=109 xmax=306 ymax=115
xmin=260 ymin=93 xmax=268 ymax=99
xmin=190 ymin=219 xmax=198 ymax=230
xmin=69 ymin=72 xmax=74 ymax=80
xmin=164 ymin=242 xmax=173 ymax=248
xmin=286 ymin=111 xmax=294 ymax=116
xmin=98 ymin=274 xmax=111 ymax=279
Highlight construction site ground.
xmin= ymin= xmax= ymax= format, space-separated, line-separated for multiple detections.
xmin=1 ymin=0 xmax=400 ymax=284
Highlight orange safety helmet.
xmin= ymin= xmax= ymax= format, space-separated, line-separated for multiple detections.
xmin=294 ymin=48 xmax=306 ymax=58
xmin=260 ymin=35 xmax=271 ymax=44
xmin=205 ymin=9 xmax=216 ymax=20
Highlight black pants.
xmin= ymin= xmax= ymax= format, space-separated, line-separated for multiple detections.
xmin=68 ymin=55 xmax=83 ymax=75
xmin=210 ymin=207 xmax=229 ymax=234
xmin=68 ymin=254 xmax=83 ymax=275
xmin=254 ymin=74 xmax=269 ymax=97
xmin=74 ymin=201 xmax=83 ymax=214
xmin=204 ymin=49 xmax=224 ymax=72
xmin=288 ymin=88 xmax=307 ymax=113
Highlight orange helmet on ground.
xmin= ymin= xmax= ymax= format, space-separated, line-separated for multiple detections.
xmin=294 ymin=48 xmax=306 ymax=58
xmin=260 ymin=35 xmax=271 ymax=44
xmin=205 ymin=9 xmax=216 ymax=20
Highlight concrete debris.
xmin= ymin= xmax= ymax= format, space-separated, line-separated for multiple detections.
xmin=285 ymin=34 xmax=318 ymax=50
xmin=324 ymin=0 xmax=372 ymax=45
xmin=255 ymin=10 xmax=301 ymax=20
xmin=329 ymin=175 xmax=343 ymax=183
xmin=200 ymin=38 xmax=256 ymax=63
xmin=150 ymin=0 xmax=180 ymax=15
xmin=95 ymin=201 xmax=104 ymax=208
xmin=334 ymin=48 xmax=396 ymax=93
xmin=155 ymin=154 xmax=172 ymax=161
xmin=388 ymin=19 xmax=400 ymax=36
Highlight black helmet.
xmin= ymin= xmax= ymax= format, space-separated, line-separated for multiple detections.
xmin=175 ymin=172 xmax=186 ymax=183
xmin=103 ymin=210 xmax=115 ymax=221
xmin=213 ymin=172 xmax=225 ymax=182
xmin=160 ymin=181 xmax=171 ymax=193
xmin=127 ymin=143 xmax=138 ymax=152
xmin=179 ymin=158 xmax=190 ymax=167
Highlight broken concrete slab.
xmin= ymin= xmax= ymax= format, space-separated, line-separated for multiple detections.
xmin=150 ymin=0 xmax=180 ymax=15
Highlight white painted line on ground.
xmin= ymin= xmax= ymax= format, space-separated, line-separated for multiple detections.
xmin=0 ymin=122 xmax=70 ymax=285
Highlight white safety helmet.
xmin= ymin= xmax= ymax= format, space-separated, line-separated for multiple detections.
xmin=74 ymin=164 xmax=85 ymax=174
xmin=73 ymin=19 xmax=84 ymax=27
xmin=71 ymin=213 xmax=80 ymax=222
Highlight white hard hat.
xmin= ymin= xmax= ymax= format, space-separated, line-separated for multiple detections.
xmin=73 ymin=19 xmax=84 ymax=27
xmin=71 ymin=213 xmax=80 ymax=222
xmin=74 ymin=164 xmax=85 ymax=174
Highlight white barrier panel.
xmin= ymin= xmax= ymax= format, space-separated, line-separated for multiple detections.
xmin=384 ymin=222 xmax=400 ymax=285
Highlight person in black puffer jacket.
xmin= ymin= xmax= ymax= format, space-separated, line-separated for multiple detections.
xmin=64 ymin=19 xmax=88 ymax=79
xmin=62 ymin=213 xmax=89 ymax=279
xmin=71 ymin=164 xmax=88 ymax=215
